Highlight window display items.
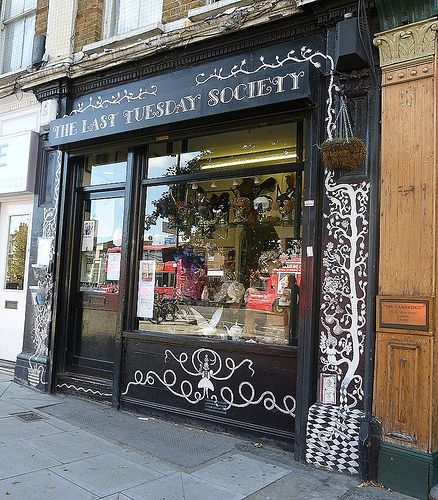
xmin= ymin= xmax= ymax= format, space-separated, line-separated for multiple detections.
xmin=137 ymin=123 xmax=302 ymax=346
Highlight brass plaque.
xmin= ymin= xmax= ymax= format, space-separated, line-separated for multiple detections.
xmin=380 ymin=299 xmax=429 ymax=331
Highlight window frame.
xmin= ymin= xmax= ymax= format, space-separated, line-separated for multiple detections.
xmin=103 ymin=0 xmax=163 ymax=39
xmin=0 ymin=0 xmax=37 ymax=75
xmin=131 ymin=120 xmax=305 ymax=347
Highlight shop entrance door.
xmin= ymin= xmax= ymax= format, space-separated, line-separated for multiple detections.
xmin=66 ymin=194 xmax=125 ymax=379
xmin=0 ymin=201 xmax=32 ymax=362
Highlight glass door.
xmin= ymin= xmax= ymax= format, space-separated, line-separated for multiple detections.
xmin=67 ymin=194 xmax=125 ymax=378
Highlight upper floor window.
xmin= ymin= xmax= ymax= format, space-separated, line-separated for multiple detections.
xmin=0 ymin=0 xmax=37 ymax=74
xmin=105 ymin=0 xmax=163 ymax=37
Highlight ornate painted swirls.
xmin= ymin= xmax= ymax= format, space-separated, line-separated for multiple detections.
xmin=319 ymin=171 xmax=370 ymax=409
xmin=28 ymin=151 xmax=63 ymax=388
xmin=57 ymin=383 xmax=111 ymax=397
xmin=68 ymin=86 xmax=158 ymax=116
xmin=122 ymin=348 xmax=295 ymax=417
xmin=194 ymin=46 xmax=338 ymax=139
xmin=220 ymin=382 xmax=296 ymax=416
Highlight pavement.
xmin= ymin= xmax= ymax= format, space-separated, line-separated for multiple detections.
xmin=0 ymin=371 xmax=413 ymax=499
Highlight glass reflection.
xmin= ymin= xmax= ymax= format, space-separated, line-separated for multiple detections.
xmin=137 ymin=172 xmax=302 ymax=346
xmin=5 ymin=214 xmax=29 ymax=290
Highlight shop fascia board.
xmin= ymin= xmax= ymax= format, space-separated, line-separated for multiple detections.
xmin=19 ymin=0 xmax=301 ymax=94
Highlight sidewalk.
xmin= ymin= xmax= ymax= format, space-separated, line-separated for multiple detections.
xmin=0 ymin=371 xmax=412 ymax=499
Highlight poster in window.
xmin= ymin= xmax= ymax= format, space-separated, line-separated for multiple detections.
xmin=107 ymin=252 xmax=121 ymax=280
xmin=82 ymin=220 xmax=95 ymax=251
xmin=137 ymin=260 xmax=156 ymax=318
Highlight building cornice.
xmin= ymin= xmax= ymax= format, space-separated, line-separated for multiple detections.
xmin=11 ymin=0 xmax=369 ymax=102
xmin=373 ymin=17 xmax=438 ymax=68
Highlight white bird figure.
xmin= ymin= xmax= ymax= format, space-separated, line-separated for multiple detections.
xmin=190 ymin=307 xmax=223 ymax=336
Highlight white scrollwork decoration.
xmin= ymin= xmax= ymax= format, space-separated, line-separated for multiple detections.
xmin=194 ymin=46 xmax=338 ymax=139
xmin=57 ymin=383 xmax=111 ymax=397
xmin=68 ymin=86 xmax=158 ymax=116
xmin=319 ymin=171 xmax=370 ymax=409
xmin=28 ymin=151 xmax=63 ymax=387
xmin=122 ymin=348 xmax=295 ymax=417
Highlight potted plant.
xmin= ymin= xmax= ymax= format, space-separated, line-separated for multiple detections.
xmin=321 ymin=96 xmax=366 ymax=171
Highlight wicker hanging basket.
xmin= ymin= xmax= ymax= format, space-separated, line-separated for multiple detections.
xmin=321 ymin=96 xmax=366 ymax=171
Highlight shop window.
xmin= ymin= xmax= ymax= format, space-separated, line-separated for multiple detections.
xmin=4 ymin=214 xmax=29 ymax=290
xmin=78 ymin=197 xmax=125 ymax=293
xmin=81 ymin=150 xmax=127 ymax=187
xmin=105 ymin=0 xmax=163 ymax=37
xmin=0 ymin=0 xmax=37 ymax=74
xmin=135 ymin=123 xmax=302 ymax=346
xmin=147 ymin=123 xmax=298 ymax=178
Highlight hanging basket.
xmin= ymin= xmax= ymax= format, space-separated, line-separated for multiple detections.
xmin=321 ymin=137 xmax=366 ymax=171
xmin=321 ymin=95 xmax=367 ymax=171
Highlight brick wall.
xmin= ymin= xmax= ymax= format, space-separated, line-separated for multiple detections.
xmin=74 ymin=0 xmax=104 ymax=51
xmin=162 ymin=0 xmax=203 ymax=23
xmin=35 ymin=0 xmax=49 ymax=35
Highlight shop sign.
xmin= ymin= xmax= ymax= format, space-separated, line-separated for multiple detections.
xmin=49 ymin=41 xmax=321 ymax=146
xmin=0 ymin=131 xmax=38 ymax=194
xmin=379 ymin=298 xmax=429 ymax=331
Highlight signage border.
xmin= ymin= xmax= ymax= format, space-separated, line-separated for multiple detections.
xmin=377 ymin=296 xmax=432 ymax=333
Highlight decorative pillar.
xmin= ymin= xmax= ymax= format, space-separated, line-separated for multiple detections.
xmin=373 ymin=18 xmax=438 ymax=499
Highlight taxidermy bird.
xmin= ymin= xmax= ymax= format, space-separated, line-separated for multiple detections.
xmin=190 ymin=307 xmax=223 ymax=336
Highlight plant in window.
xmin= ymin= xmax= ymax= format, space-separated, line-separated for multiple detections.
xmin=144 ymin=157 xmax=202 ymax=234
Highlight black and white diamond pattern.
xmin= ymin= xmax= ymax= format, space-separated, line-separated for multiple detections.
xmin=305 ymin=403 xmax=364 ymax=475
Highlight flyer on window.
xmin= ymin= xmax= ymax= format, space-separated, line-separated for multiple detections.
xmin=107 ymin=252 xmax=121 ymax=281
xmin=137 ymin=260 xmax=156 ymax=318
xmin=82 ymin=220 xmax=96 ymax=251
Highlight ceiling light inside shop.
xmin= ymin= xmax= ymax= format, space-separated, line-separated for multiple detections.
xmin=200 ymin=149 xmax=297 ymax=170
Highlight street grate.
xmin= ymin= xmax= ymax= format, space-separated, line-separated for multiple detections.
xmin=14 ymin=411 xmax=46 ymax=422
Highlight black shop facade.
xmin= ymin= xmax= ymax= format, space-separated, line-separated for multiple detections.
xmin=18 ymin=16 xmax=380 ymax=472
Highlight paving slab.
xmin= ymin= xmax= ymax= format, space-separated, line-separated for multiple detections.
xmin=192 ymin=453 xmax=291 ymax=495
xmin=245 ymin=471 xmax=415 ymax=500
xmin=43 ymin=398 xmax=242 ymax=467
xmin=0 ymin=441 xmax=61 ymax=480
xmin=0 ymin=469 xmax=95 ymax=499
xmin=0 ymin=399 xmax=27 ymax=418
xmin=50 ymin=452 xmax=164 ymax=497
xmin=0 ymin=415 xmax=63 ymax=443
xmin=26 ymin=429 xmax=122 ymax=463
xmin=116 ymin=449 xmax=178 ymax=475
xmin=123 ymin=471 xmax=244 ymax=500
xmin=100 ymin=495 xmax=131 ymax=500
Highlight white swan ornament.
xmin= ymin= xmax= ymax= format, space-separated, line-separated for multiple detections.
xmin=190 ymin=307 xmax=223 ymax=336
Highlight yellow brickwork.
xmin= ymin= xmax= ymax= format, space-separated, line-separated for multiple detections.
xmin=36 ymin=0 xmax=49 ymax=35
xmin=74 ymin=0 xmax=104 ymax=51
xmin=162 ymin=0 xmax=203 ymax=23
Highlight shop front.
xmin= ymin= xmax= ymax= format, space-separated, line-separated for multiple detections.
xmin=20 ymin=4 xmax=380 ymax=470
xmin=48 ymin=38 xmax=322 ymax=441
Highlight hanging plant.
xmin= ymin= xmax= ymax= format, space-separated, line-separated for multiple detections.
xmin=321 ymin=95 xmax=366 ymax=171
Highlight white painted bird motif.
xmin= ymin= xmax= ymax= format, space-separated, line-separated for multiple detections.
xmin=190 ymin=307 xmax=223 ymax=336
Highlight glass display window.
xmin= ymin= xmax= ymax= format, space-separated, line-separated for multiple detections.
xmin=146 ymin=123 xmax=298 ymax=178
xmin=135 ymin=122 xmax=303 ymax=346
xmin=81 ymin=150 xmax=127 ymax=187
